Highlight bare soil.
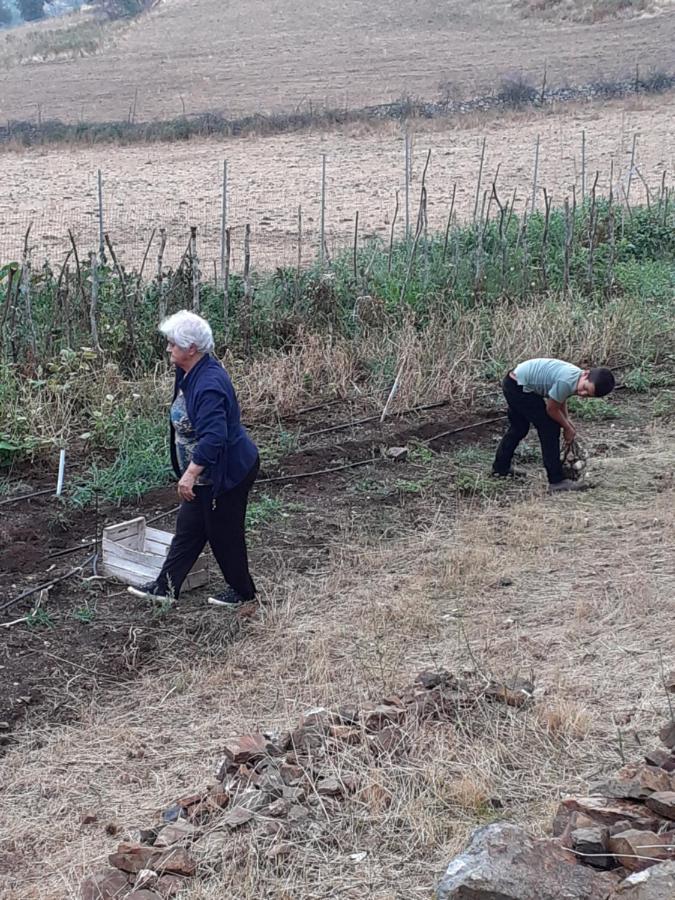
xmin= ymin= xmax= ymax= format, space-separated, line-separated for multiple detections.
xmin=0 ymin=392 xmax=672 ymax=899
xmin=2 ymin=92 xmax=674 ymax=268
xmin=0 ymin=398 xmax=502 ymax=745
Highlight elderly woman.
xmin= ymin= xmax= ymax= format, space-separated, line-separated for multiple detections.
xmin=128 ymin=310 xmax=259 ymax=608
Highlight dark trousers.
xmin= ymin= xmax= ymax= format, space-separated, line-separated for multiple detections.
xmin=158 ymin=458 xmax=259 ymax=599
xmin=493 ymin=375 xmax=564 ymax=484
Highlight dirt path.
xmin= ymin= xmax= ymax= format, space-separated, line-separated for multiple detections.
xmin=2 ymin=93 xmax=674 ymax=268
xmin=0 ymin=397 xmax=672 ymax=898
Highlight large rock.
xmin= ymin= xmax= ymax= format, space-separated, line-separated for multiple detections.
xmin=612 ymin=860 xmax=675 ymax=898
xmin=608 ymin=830 xmax=675 ymax=873
xmin=436 ymin=822 xmax=619 ymax=899
xmin=593 ymin=765 xmax=674 ymax=801
xmin=81 ymin=869 xmax=130 ymax=900
xmin=645 ymin=791 xmax=675 ymax=821
xmin=553 ymin=797 xmax=667 ymax=836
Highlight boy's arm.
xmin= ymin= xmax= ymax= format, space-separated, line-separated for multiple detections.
xmin=545 ymin=398 xmax=576 ymax=445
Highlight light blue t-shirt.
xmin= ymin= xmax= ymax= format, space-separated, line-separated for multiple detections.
xmin=513 ymin=358 xmax=582 ymax=403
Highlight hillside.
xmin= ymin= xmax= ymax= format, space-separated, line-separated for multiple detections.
xmin=1 ymin=0 xmax=674 ymax=124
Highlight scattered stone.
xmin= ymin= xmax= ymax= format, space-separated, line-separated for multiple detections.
xmin=644 ymin=749 xmax=675 ymax=773
xmin=126 ymin=892 xmax=162 ymax=900
xmin=154 ymin=821 xmax=196 ymax=848
xmin=266 ymin=842 xmax=293 ymax=861
xmin=138 ymin=827 xmax=162 ymax=846
xmin=659 ymin=722 xmax=675 ymax=751
xmin=316 ymin=776 xmax=343 ymax=797
xmin=175 ymin=792 xmax=204 ymax=809
xmin=385 ymin=446 xmax=408 ymax=461
xmin=80 ymin=810 xmax=98 ymax=826
xmin=414 ymin=670 xmax=454 ymax=690
xmin=369 ymin=725 xmax=408 ymax=757
xmin=613 ymin=860 xmax=675 ymax=898
xmin=265 ymin=798 xmax=291 ymax=818
xmin=484 ymin=676 xmax=534 ymax=708
xmin=281 ymin=785 xmax=306 ymax=803
xmin=153 ymin=847 xmax=197 ymax=877
xmin=328 ymin=724 xmax=361 ymax=744
xmin=287 ymin=804 xmax=309 ymax=824
xmin=161 ymin=805 xmax=183 ymax=824
xmin=664 ymin=672 xmax=675 ymax=695
xmin=155 ymin=875 xmax=187 ymax=899
xmin=134 ymin=869 xmax=157 ymax=889
xmin=279 ymin=762 xmax=305 ymax=785
xmin=221 ymin=805 xmax=254 ymax=829
xmin=108 ymin=843 xmax=157 ymax=874
xmin=645 ymin=791 xmax=675 ymax=821
xmin=593 ymin=764 xmax=674 ymax=800
xmin=81 ymin=869 xmax=131 ymax=900
xmin=437 ymin=822 xmax=619 ymax=899
xmin=364 ymin=704 xmax=406 ymax=731
xmin=288 ymin=725 xmax=325 ymax=751
xmin=336 ymin=706 xmax=359 ymax=725
xmin=222 ymin=733 xmax=281 ymax=765
xmin=207 ymin=786 xmax=230 ymax=807
xmin=571 ymin=826 xmax=614 ymax=870
xmin=301 ymin=707 xmax=335 ymax=729
xmin=608 ymin=830 xmax=674 ymax=872
xmin=553 ymin=797 xmax=666 ymax=835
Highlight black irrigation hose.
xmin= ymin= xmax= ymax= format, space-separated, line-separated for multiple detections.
xmin=0 ymin=488 xmax=54 ymax=507
xmin=0 ymin=552 xmax=97 ymax=615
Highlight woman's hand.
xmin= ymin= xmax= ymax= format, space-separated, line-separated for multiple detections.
xmin=177 ymin=470 xmax=197 ymax=502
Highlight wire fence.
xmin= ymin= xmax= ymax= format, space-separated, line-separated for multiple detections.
xmin=0 ymin=128 xmax=666 ymax=279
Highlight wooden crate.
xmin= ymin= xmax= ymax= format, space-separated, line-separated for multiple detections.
xmin=101 ymin=516 xmax=208 ymax=592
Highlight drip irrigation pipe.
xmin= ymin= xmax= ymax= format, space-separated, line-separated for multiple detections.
xmin=0 ymin=552 xmax=97 ymax=615
xmin=0 ymin=488 xmax=54 ymax=507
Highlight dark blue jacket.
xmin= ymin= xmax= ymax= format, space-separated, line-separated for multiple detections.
xmin=169 ymin=355 xmax=258 ymax=496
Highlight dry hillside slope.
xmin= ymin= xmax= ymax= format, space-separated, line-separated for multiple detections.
xmin=1 ymin=0 xmax=675 ymax=124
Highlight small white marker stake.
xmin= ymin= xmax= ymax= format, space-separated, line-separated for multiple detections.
xmin=56 ymin=448 xmax=66 ymax=497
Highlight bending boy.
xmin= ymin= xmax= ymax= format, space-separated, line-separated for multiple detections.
xmin=492 ymin=358 xmax=615 ymax=493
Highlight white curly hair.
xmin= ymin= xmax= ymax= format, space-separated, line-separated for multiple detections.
xmin=159 ymin=310 xmax=215 ymax=354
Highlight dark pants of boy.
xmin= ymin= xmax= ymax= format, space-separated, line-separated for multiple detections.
xmin=493 ymin=375 xmax=564 ymax=484
xmin=158 ymin=457 xmax=259 ymax=599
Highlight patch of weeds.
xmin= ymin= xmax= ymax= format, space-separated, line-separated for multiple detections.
xmin=408 ymin=441 xmax=435 ymax=464
xmin=0 ymin=476 xmax=10 ymax=496
xmin=353 ymin=476 xmax=386 ymax=496
xmin=246 ymin=494 xmax=284 ymax=529
xmin=259 ymin=427 xmax=299 ymax=468
xmin=568 ymin=396 xmax=620 ymax=421
xmin=70 ymin=415 xmax=170 ymax=506
xmin=623 ymin=365 xmax=672 ymax=393
xmin=394 ymin=477 xmax=431 ymax=495
xmin=497 ymin=73 xmax=537 ymax=107
xmin=454 ymin=470 xmax=504 ymax=498
xmin=453 ymin=445 xmax=494 ymax=467
xmin=652 ymin=390 xmax=674 ymax=419
xmin=73 ymin=604 xmax=96 ymax=624
xmin=26 ymin=608 xmax=55 ymax=629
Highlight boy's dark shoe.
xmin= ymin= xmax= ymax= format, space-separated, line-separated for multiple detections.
xmin=208 ymin=587 xmax=252 ymax=609
xmin=128 ymin=581 xmax=171 ymax=602
xmin=548 ymin=479 xmax=588 ymax=494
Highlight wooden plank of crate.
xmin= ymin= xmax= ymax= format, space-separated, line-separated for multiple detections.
xmin=102 ymin=538 xmax=165 ymax=568
xmin=102 ymin=517 xmax=146 ymax=550
xmin=145 ymin=526 xmax=174 ymax=546
xmin=102 ymin=560 xmax=157 ymax=585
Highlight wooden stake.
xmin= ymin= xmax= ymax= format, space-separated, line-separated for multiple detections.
xmin=89 ymin=251 xmax=101 ymax=351
xmin=387 ymin=190 xmax=399 ymax=273
xmin=473 ymin=137 xmax=486 ymax=223
xmin=190 ymin=225 xmax=200 ymax=313
xmin=157 ymin=227 xmax=167 ymax=322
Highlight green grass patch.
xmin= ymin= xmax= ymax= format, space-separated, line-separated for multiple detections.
xmin=246 ymin=494 xmax=285 ymax=529
xmin=69 ymin=415 xmax=170 ymax=507
xmin=568 ymin=396 xmax=621 ymax=421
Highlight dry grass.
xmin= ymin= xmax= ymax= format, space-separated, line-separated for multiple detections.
xmin=0 ymin=413 xmax=672 ymax=898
